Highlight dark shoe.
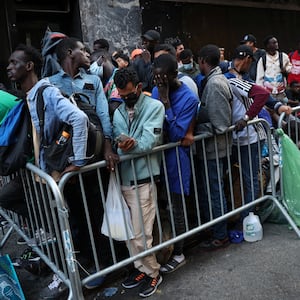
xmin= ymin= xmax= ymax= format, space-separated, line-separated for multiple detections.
xmin=160 ymin=256 xmax=186 ymax=274
xmin=139 ymin=275 xmax=162 ymax=298
xmin=27 ymin=228 xmax=56 ymax=247
xmin=200 ymin=237 xmax=230 ymax=251
xmin=122 ymin=269 xmax=147 ymax=289
xmin=12 ymin=247 xmax=40 ymax=268
xmin=84 ymin=273 xmax=106 ymax=289
xmin=39 ymin=274 xmax=68 ymax=300
xmin=17 ymin=237 xmax=27 ymax=245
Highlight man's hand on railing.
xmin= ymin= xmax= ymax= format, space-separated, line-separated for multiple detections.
xmin=118 ymin=138 xmax=136 ymax=152
xmin=104 ymin=139 xmax=119 ymax=172
xmin=234 ymin=119 xmax=247 ymax=132
xmin=60 ymin=164 xmax=81 ymax=178
xmin=278 ymin=105 xmax=293 ymax=115
xmin=181 ymin=131 xmax=194 ymax=146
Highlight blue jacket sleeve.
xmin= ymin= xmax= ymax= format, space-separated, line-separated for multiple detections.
xmin=164 ymin=96 xmax=198 ymax=142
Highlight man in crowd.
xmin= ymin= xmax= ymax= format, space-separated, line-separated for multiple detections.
xmin=178 ymin=49 xmax=200 ymax=80
xmin=6 ymin=43 xmax=90 ymax=299
xmin=152 ymin=54 xmax=198 ymax=273
xmin=113 ymin=67 xmax=165 ymax=298
xmin=47 ymin=37 xmax=119 ymax=292
xmin=196 ymin=44 xmax=232 ymax=249
xmin=132 ymin=29 xmax=160 ymax=93
xmin=256 ymin=35 xmax=292 ymax=101
xmin=48 ymin=37 xmax=118 ymax=168
xmin=240 ymin=34 xmax=265 ymax=81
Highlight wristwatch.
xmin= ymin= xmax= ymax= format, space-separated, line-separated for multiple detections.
xmin=243 ymin=114 xmax=250 ymax=122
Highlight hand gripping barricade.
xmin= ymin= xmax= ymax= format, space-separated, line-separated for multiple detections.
xmin=0 ymin=117 xmax=300 ymax=299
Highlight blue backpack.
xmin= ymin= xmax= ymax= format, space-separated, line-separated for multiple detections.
xmin=0 ymin=100 xmax=33 ymax=175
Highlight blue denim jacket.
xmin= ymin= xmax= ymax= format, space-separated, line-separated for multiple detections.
xmin=27 ymin=78 xmax=89 ymax=172
xmin=48 ymin=68 xmax=112 ymax=138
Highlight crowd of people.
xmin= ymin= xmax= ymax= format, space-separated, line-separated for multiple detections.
xmin=0 ymin=28 xmax=299 ymax=299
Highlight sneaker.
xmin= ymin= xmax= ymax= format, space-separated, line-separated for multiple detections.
xmin=39 ymin=274 xmax=68 ymax=300
xmin=199 ymin=237 xmax=230 ymax=251
xmin=160 ymin=256 xmax=186 ymax=274
xmin=84 ymin=273 xmax=106 ymax=289
xmin=12 ymin=247 xmax=40 ymax=268
xmin=139 ymin=275 xmax=162 ymax=298
xmin=122 ymin=269 xmax=147 ymax=289
xmin=17 ymin=237 xmax=27 ymax=245
xmin=27 ymin=228 xmax=56 ymax=247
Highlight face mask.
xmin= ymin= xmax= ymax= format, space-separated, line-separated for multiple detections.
xmin=89 ymin=61 xmax=103 ymax=77
xmin=122 ymin=92 xmax=139 ymax=108
xmin=182 ymin=62 xmax=193 ymax=70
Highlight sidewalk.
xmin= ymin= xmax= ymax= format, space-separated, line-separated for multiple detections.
xmin=94 ymin=222 xmax=299 ymax=300
xmin=2 ymin=222 xmax=300 ymax=300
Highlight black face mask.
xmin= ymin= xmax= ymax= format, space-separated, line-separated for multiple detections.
xmin=122 ymin=92 xmax=139 ymax=108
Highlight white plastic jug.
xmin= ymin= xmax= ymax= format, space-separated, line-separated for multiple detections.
xmin=243 ymin=212 xmax=263 ymax=242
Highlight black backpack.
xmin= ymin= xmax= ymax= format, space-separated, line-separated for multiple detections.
xmin=36 ymin=85 xmax=104 ymax=172
xmin=41 ymin=28 xmax=67 ymax=78
xmin=0 ymin=100 xmax=33 ymax=175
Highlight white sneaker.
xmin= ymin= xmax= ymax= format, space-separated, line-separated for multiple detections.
xmin=27 ymin=228 xmax=56 ymax=247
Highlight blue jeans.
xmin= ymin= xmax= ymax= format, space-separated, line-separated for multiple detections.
xmin=197 ymin=158 xmax=228 ymax=240
xmin=232 ymin=142 xmax=260 ymax=219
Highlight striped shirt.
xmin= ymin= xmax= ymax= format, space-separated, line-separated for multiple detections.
xmin=229 ymin=78 xmax=268 ymax=145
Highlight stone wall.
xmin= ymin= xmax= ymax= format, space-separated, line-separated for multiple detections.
xmin=79 ymin=0 xmax=142 ymax=54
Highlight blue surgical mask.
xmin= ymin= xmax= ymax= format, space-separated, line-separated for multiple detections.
xmin=182 ymin=62 xmax=193 ymax=70
xmin=89 ymin=61 xmax=103 ymax=77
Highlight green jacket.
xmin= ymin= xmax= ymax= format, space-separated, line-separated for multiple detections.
xmin=113 ymin=93 xmax=165 ymax=186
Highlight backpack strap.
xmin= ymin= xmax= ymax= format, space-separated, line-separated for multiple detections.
xmin=36 ymin=85 xmax=51 ymax=147
xmin=279 ymin=51 xmax=283 ymax=71
xmin=262 ymin=54 xmax=267 ymax=71
xmin=262 ymin=52 xmax=284 ymax=72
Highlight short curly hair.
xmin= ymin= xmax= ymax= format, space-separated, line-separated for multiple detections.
xmin=14 ymin=44 xmax=42 ymax=76
xmin=114 ymin=67 xmax=139 ymax=89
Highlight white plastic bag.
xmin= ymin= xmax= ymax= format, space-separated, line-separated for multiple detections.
xmin=101 ymin=173 xmax=134 ymax=241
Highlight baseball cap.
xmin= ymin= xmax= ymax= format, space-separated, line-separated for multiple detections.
xmin=141 ymin=29 xmax=160 ymax=41
xmin=240 ymin=34 xmax=257 ymax=44
xmin=233 ymin=45 xmax=254 ymax=59
xmin=130 ymin=48 xmax=143 ymax=60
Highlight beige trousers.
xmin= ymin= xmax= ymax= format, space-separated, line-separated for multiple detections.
xmin=122 ymin=183 xmax=160 ymax=278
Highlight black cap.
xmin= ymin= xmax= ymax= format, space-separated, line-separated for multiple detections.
xmin=141 ymin=30 xmax=160 ymax=41
xmin=233 ymin=45 xmax=254 ymax=59
xmin=240 ymin=34 xmax=256 ymax=44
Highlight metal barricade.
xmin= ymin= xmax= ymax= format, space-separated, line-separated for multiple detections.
xmin=58 ymin=118 xmax=300 ymax=297
xmin=0 ymin=174 xmax=21 ymax=251
xmin=0 ymin=166 xmax=83 ymax=299
xmin=0 ymin=118 xmax=299 ymax=299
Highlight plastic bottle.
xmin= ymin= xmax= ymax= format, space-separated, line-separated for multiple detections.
xmin=243 ymin=212 xmax=263 ymax=242
xmin=56 ymin=130 xmax=70 ymax=145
